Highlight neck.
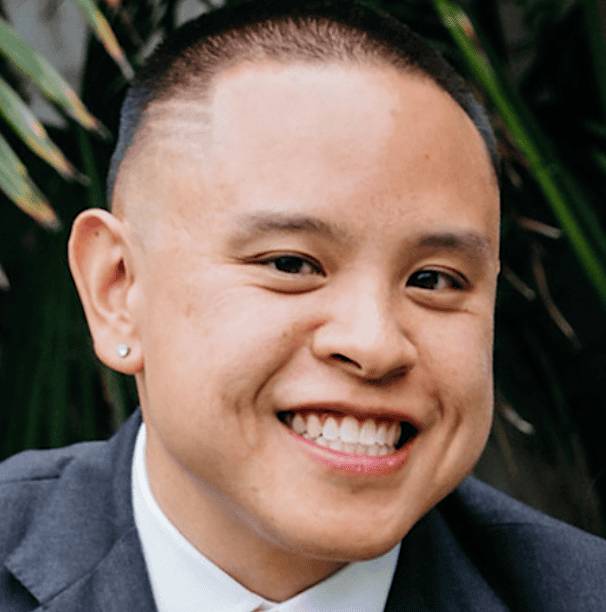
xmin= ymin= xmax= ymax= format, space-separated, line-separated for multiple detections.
xmin=144 ymin=432 xmax=346 ymax=601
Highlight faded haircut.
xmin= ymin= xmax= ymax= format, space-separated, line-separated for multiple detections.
xmin=107 ymin=0 xmax=499 ymax=205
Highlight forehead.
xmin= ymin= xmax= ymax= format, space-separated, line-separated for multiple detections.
xmin=209 ymin=62 xmax=492 ymax=183
xmin=118 ymin=61 xmax=498 ymax=244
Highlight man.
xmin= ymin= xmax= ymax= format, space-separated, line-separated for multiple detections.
xmin=0 ymin=1 xmax=604 ymax=610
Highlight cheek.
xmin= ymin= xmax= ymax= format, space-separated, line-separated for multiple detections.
xmin=424 ymin=313 xmax=495 ymax=474
xmin=139 ymin=265 xmax=313 ymax=418
xmin=138 ymin=278 xmax=302 ymax=480
xmin=420 ymin=311 xmax=494 ymax=417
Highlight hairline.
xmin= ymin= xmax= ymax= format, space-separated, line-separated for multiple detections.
xmin=112 ymin=62 xmax=497 ymax=217
xmin=109 ymin=4 xmax=500 ymax=211
xmin=113 ymin=56 xmax=427 ymax=193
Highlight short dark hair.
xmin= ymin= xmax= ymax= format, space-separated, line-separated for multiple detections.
xmin=108 ymin=0 xmax=499 ymax=204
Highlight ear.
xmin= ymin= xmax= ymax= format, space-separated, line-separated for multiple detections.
xmin=68 ymin=209 xmax=143 ymax=375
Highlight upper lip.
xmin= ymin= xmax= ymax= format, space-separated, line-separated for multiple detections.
xmin=278 ymin=402 xmax=423 ymax=430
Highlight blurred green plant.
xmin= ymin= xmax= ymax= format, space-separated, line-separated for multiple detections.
xmin=0 ymin=0 xmax=132 ymax=224
xmin=1 ymin=0 xmax=605 ymax=533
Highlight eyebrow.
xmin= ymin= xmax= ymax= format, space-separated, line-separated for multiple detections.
xmin=416 ymin=230 xmax=493 ymax=260
xmin=230 ymin=212 xmax=352 ymax=243
xmin=229 ymin=211 xmax=493 ymax=259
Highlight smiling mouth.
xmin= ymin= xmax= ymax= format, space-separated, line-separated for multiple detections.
xmin=278 ymin=410 xmax=418 ymax=457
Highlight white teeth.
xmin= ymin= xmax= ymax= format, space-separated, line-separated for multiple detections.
xmin=292 ymin=413 xmax=306 ymax=435
xmin=376 ymin=422 xmax=387 ymax=445
xmin=307 ymin=413 xmax=322 ymax=438
xmin=329 ymin=439 xmax=343 ymax=451
xmin=339 ymin=416 xmax=360 ymax=444
xmin=285 ymin=411 xmax=408 ymax=457
xmin=359 ymin=419 xmax=377 ymax=445
xmin=322 ymin=417 xmax=339 ymax=441
xmin=387 ymin=422 xmax=400 ymax=446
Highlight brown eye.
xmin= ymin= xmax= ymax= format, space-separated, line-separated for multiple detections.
xmin=262 ymin=255 xmax=322 ymax=275
xmin=407 ymin=270 xmax=464 ymax=290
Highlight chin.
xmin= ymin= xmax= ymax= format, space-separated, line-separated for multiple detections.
xmin=272 ymin=512 xmax=414 ymax=563
xmin=294 ymin=532 xmax=405 ymax=564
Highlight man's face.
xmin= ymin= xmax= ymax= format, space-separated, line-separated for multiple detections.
xmin=122 ymin=61 xmax=499 ymax=562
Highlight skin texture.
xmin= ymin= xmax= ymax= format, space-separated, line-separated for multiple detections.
xmin=69 ymin=61 xmax=500 ymax=601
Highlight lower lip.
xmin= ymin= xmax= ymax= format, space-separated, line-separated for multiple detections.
xmin=283 ymin=426 xmax=416 ymax=476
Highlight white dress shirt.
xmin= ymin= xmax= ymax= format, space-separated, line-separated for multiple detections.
xmin=132 ymin=424 xmax=400 ymax=612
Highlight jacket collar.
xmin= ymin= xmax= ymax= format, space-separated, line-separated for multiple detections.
xmin=384 ymin=488 xmax=508 ymax=612
xmin=5 ymin=411 xmax=156 ymax=611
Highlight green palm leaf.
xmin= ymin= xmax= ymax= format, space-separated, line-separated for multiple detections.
xmin=74 ymin=0 xmax=134 ymax=80
xmin=0 ymin=76 xmax=84 ymax=181
xmin=0 ymin=17 xmax=105 ymax=135
xmin=0 ymin=132 xmax=60 ymax=229
xmin=433 ymin=0 xmax=606 ymax=307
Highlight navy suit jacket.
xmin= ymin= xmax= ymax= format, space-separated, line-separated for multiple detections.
xmin=1 ymin=411 xmax=605 ymax=611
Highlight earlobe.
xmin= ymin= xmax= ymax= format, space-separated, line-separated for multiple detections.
xmin=68 ymin=209 xmax=143 ymax=375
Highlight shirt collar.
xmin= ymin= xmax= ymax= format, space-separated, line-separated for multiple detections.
xmin=132 ymin=423 xmax=400 ymax=612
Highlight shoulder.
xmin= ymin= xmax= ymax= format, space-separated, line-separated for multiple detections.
xmin=447 ymin=477 xmax=606 ymax=559
xmin=0 ymin=442 xmax=105 ymax=549
xmin=450 ymin=476 xmax=605 ymax=546
xmin=0 ymin=440 xmax=103 ymax=484
xmin=0 ymin=415 xmax=145 ymax=610
xmin=441 ymin=477 xmax=606 ymax=609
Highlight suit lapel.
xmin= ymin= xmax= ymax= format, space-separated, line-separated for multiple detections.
xmin=384 ymin=503 xmax=509 ymax=612
xmin=4 ymin=412 xmax=156 ymax=611
xmin=39 ymin=529 xmax=155 ymax=612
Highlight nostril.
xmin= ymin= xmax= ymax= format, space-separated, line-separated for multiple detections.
xmin=331 ymin=353 xmax=359 ymax=367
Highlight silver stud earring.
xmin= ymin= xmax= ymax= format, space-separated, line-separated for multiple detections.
xmin=117 ymin=344 xmax=131 ymax=359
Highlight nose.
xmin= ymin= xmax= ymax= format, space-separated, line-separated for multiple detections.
xmin=311 ymin=282 xmax=417 ymax=383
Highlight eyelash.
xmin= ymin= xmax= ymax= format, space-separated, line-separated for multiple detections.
xmin=406 ymin=269 xmax=467 ymax=291
xmin=257 ymin=254 xmax=324 ymax=276
xmin=256 ymin=255 xmax=466 ymax=290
